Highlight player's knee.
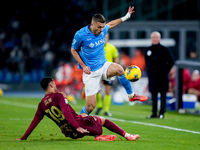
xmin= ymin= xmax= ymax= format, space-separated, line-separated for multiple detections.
xmin=86 ymin=95 xmax=96 ymax=112
xmin=117 ymin=67 xmax=125 ymax=75
xmin=115 ymin=64 xmax=125 ymax=75
xmin=87 ymin=105 xmax=95 ymax=112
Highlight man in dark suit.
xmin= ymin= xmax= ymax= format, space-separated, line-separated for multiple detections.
xmin=145 ymin=31 xmax=174 ymax=119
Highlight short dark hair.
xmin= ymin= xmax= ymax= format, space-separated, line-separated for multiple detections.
xmin=92 ymin=14 xmax=106 ymax=23
xmin=40 ymin=77 xmax=53 ymax=90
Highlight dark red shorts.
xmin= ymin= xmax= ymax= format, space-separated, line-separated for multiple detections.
xmin=62 ymin=116 xmax=103 ymax=139
xmin=78 ymin=116 xmax=103 ymax=136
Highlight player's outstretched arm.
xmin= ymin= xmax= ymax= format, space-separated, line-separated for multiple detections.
xmin=107 ymin=6 xmax=135 ymax=29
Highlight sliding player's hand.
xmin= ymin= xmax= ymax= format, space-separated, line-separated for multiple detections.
xmin=76 ymin=127 xmax=90 ymax=134
xmin=15 ymin=138 xmax=24 ymax=141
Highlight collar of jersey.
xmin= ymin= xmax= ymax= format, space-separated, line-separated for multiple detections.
xmin=85 ymin=25 xmax=93 ymax=34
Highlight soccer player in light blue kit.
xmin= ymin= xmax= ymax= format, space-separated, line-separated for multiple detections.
xmin=71 ymin=6 xmax=148 ymax=115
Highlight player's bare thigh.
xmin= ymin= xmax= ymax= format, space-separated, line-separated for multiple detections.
xmin=106 ymin=63 xmax=124 ymax=78
xmin=93 ymin=116 xmax=106 ymax=125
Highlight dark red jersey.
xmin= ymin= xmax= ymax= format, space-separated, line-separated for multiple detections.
xmin=21 ymin=92 xmax=102 ymax=140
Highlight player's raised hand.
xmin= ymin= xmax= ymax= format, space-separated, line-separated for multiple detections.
xmin=121 ymin=6 xmax=135 ymax=22
xmin=76 ymin=127 xmax=90 ymax=134
xmin=128 ymin=6 xmax=135 ymax=15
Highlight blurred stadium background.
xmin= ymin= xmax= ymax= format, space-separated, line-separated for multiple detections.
xmin=0 ymin=0 xmax=200 ymax=112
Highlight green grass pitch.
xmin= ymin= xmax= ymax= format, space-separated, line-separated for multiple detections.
xmin=0 ymin=96 xmax=200 ymax=150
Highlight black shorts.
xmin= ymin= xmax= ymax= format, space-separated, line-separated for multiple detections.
xmin=103 ymin=80 xmax=113 ymax=86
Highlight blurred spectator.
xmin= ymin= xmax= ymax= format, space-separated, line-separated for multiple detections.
xmin=186 ymin=70 xmax=200 ymax=102
xmin=131 ymin=48 xmax=146 ymax=72
xmin=70 ymin=63 xmax=84 ymax=97
xmin=0 ymin=40 xmax=6 ymax=69
xmin=168 ymin=66 xmax=191 ymax=96
xmin=70 ymin=63 xmax=83 ymax=85
xmin=4 ymin=32 xmax=20 ymax=58
xmin=119 ymin=52 xmax=131 ymax=69
xmin=187 ymin=50 xmax=199 ymax=74
xmin=6 ymin=57 xmax=19 ymax=73
xmin=6 ymin=54 xmax=21 ymax=82
xmin=54 ymin=61 xmax=73 ymax=94
xmin=0 ymin=1 xmax=101 ymax=83
xmin=53 ymin=62 xmax=84 ymax=98
xmin=21 ymin=32 xmax=32 ymax=51
xmin=188 ymin=50 xmax=198 ymax=62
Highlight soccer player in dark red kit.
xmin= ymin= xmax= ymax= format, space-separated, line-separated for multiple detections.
xmin=15 ymin=77 xmax=139 ymax=141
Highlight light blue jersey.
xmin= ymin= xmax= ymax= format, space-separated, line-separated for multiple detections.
xmin=72 ymin=24 xmax=109 ymax=71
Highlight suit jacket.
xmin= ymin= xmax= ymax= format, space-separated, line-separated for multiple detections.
xmin=145 ymin=43 xmax=174 ymax=92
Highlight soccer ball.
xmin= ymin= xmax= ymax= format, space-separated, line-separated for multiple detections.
xmin=125 ymin=65 xmax=141 ymax=82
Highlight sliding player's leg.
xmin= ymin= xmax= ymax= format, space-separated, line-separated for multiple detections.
xmin=96 ymin=116 xmax=140 ymax=141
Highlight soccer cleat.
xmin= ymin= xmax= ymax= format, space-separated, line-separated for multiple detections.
xmin=129 ymin=94 xmax=148 ymax=102
xmin=95 ymin=135 xmax=117 ymax=141
xmin=147 ymin=115 xmax=157 ymax=119
xmin=126 ymin=134 xmax=140 ymax=141
xmin=104 ymin=112 xmax=112 ymax=117
xmin=95 ymin=108 xmax=102 ymax=115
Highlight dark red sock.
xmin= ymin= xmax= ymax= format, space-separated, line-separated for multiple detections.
xmin=103 ymin=119 xmax=125 ymax=136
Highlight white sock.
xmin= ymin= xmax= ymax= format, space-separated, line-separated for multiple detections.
xmin=128 ymin=93 xmax=135 ymax=98
xmin=124 ymin=133 xmax=131 ymax=138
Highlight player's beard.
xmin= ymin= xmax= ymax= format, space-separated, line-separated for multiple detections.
xmin=94 ymin=29 xmax=101 ymax=35
xmin=95 ymin=31 xmax=101 ymax=36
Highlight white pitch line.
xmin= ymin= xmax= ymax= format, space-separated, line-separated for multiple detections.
xmin=107 ymin=117 xmax=200 ymax=134
xmin=1 ymin=100 xmax=200 ymax=134
xmin=0 ymin=100 xmax=37 ymax=109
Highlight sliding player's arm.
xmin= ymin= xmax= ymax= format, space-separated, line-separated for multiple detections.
xmin=15 ymin=103 xmax=44 ymax=140
xmin=107 ymin=6 xmax=135 ymax=29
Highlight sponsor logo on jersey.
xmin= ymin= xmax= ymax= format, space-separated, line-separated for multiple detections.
xmin=95 ymin=38 xmax=105 ymax=46
xmin=88 ymin=38 xmax=105 ymax=48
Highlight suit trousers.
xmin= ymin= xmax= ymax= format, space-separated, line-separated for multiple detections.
xmin=151 ymin=91 xmax=167 ymax=116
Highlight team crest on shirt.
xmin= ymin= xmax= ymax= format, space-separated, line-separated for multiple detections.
xmin=65 ymin=98 xmax=69 ymax=104
xmin=89 ymin=43 xmax=94 ymax=48
xmin=147 ymin=50 xmax=152 ymax=56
